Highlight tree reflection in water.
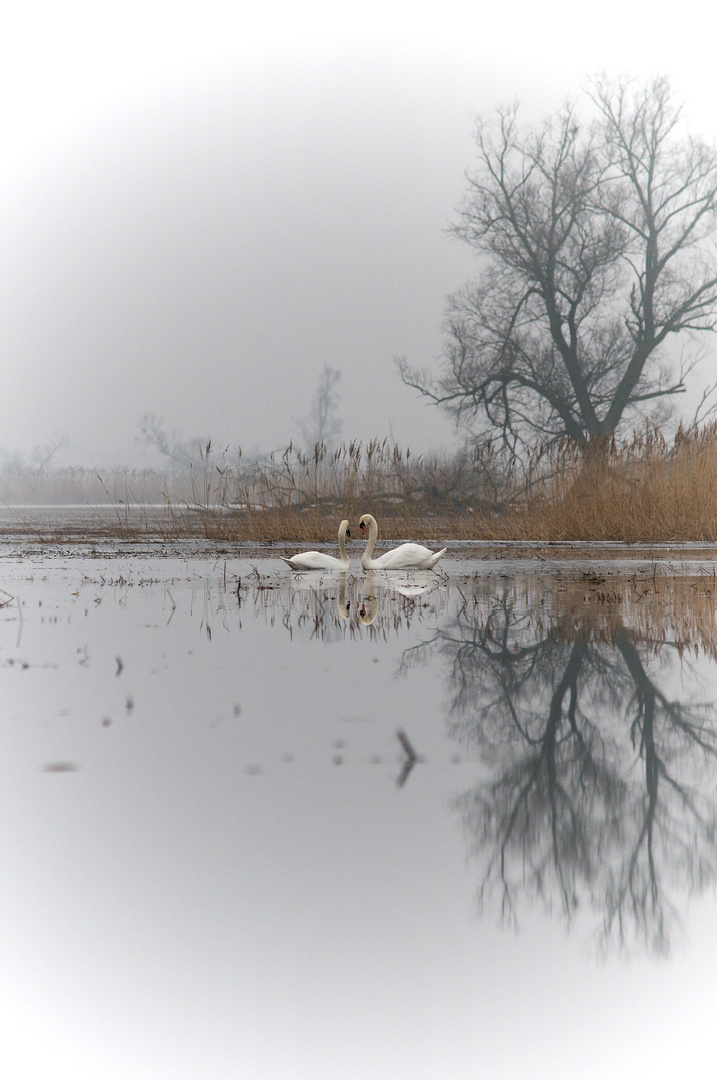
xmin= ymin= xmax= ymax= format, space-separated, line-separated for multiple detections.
xmin=401 ymin=573 xmax=717 ymax=956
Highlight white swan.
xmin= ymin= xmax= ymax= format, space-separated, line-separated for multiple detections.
xmin=279 ymin=519 xmax=351 ymax=571
xmin=359 ymin=514 xmax=446 ymax=571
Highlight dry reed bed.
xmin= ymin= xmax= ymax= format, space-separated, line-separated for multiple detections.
xmin=474 ymin=423 xmax=717 ymax=544
xmin=3 ymin=426 xmax=717 ymax=543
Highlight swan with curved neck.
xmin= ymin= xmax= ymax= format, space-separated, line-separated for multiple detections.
xmin=359 ymin=514 xmax=445 ymax=570
xmin=280 ymin=519 xmax=351 ymax=571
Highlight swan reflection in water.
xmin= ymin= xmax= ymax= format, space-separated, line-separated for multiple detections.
xmin=358 ymin=571 xmax=439 ymax=625
xmin=252 ymin=567 xmax=447 ymax=637
xmin=399 ymin=573 xmax=717 ymax=956
xmin=268 ymin=571 xmax=353 ymax=640
xmin=358 ymin=582 xmax=378 ymax=626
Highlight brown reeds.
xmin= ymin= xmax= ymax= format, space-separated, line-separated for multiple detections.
xmin=484 ymin=421 xmax=717 ymax=543
xmin=3 ymin=423 xmax=717 ymax=543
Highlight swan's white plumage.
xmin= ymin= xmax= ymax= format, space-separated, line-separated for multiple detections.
xmin=359 ymin=514 xmax=445 ymax=570
xmin=280 ymin=519 xmax=351 ymax=571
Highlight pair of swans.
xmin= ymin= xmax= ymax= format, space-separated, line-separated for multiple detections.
xmin=280 ymin=514 xmax=445 ymax=571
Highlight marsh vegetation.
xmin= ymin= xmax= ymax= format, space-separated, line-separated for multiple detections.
xmin=3 ymin=422 xmax=717 ymax=544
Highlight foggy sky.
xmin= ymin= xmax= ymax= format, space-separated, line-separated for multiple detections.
xmin=1 ymin=2 xmax=715 ymax=467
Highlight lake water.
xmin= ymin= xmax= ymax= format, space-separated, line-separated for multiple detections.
xmin=2 ymin=547 xmax=717 ymax=1079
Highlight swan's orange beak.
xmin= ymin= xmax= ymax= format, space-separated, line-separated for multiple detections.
xmin=360 ymin=521 xmax=366 ymax=535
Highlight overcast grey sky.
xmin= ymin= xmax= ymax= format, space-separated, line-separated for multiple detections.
xmin=1 ymin=1 xmax=715 ymax=466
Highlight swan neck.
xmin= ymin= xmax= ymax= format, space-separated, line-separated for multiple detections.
xmin=338 ymin=522 xmax=347 ymax=559
xmin=362 ymin=516 xmax=378 ymax=563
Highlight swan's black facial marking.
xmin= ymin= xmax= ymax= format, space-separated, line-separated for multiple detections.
xmin=360 ymin=521 xmax=366 ymax=535
xmin=346 ymin=528 xmax=351 ymax=538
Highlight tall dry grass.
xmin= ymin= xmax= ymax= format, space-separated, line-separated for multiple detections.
xmin=211 ymin=439 xmax=488 ymax=541
xmin=3 ymin=423 xmax=717 ymax=542
xmin=488 ymin=422 xmax=717 ymax=543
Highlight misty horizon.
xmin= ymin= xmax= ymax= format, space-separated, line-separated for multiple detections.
xmin=2 ymin=8 xmax=716 ymax=470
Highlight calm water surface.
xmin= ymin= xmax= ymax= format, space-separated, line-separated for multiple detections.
xmin=1 ymin=550 xmax=717 ymax=1079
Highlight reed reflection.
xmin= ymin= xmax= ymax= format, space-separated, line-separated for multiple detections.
xmin=401 ymin=573 xmax=717 ymax=956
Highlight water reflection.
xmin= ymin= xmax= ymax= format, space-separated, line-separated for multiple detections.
xmin=6 ymin=555 xmax=717 ymax=961
xmin=358 ymin=571 xmax=437 ymax=626
xmin=6 ymin=554 xmax=717 ymax=1077
xmin=249 ymin=567 xmax=448 ymax=639
xmin=248 ymin=565 xmax=717 ymax=955
xmin=400 ymin=572 xmax=717 ymax=955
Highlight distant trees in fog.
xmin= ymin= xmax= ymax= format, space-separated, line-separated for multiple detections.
xmin=137 ymin=412 xmax=209 ymax=472
xmin=0 ymin=432 xmax=69 ymax=475
xmin=397 ymin=76 xmax=717 ymax=460
xmin=294 ymin=364 xmax=343 ymax=451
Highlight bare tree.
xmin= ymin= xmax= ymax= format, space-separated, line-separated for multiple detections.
xmin=295 ymin=365 xmax=343 ymax=450
xmin=397 ymin=77 xmax=717 ymax=458
xmin=137 ymin=413 xmax=206 ymax=472
xmin=31 ymin=432 xmax=69 ymax=471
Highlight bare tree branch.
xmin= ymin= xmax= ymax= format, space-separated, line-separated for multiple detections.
xmin=398 ymin=77 xmax=717 ymax=460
